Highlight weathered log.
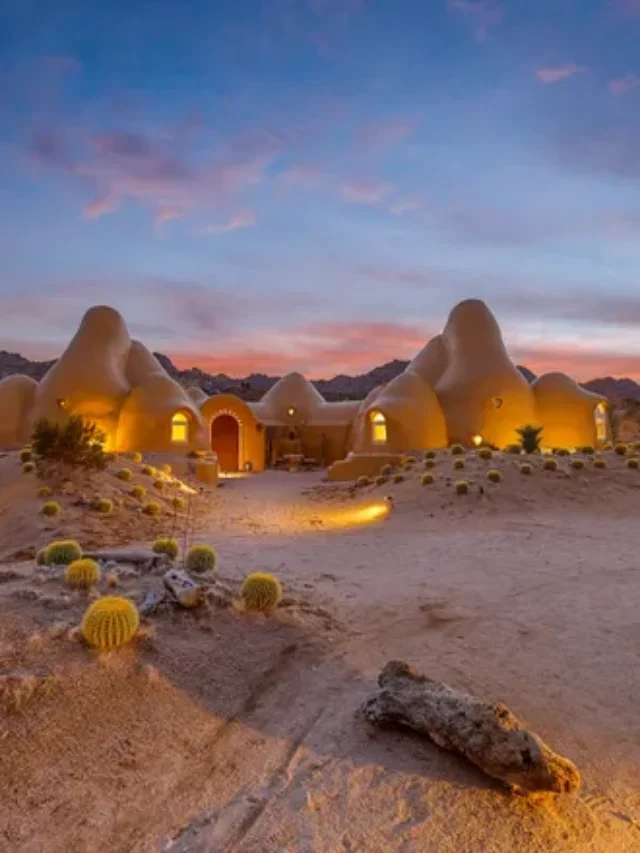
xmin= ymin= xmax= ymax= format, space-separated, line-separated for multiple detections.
xmin=163 ymin=569 xmax=205 ymax=608
xmin=83 ymin=549 xmax=170 ymax=570
xmin=361 ymin=660 xmax=580 ymax=795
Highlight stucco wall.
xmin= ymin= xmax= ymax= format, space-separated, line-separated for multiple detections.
xmin=532 ymin=373 xmax=607 ymax=449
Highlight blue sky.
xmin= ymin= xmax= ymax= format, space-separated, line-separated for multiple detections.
xmin=1 ymin=0 xmax=640 ymax=378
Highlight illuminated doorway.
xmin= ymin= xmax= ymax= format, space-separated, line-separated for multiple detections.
xmin=594 ymin=402 xmax=608 ymax=442
xmin=211 ymin=414 xmax=240 ymax=471
xmin=370 ymin=411 xmax=387 ymax=445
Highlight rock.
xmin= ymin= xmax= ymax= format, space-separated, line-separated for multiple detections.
xmin=361 ymin=660 xmax=580 ymax=795
xmin=139 ymin=588 xmax=167 ymax=616
xmin=163 ymin=569 xmax=205 ymax=608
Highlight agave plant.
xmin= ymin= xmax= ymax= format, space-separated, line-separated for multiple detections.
xmin=516 ymin=424 xmax=543 ymax=455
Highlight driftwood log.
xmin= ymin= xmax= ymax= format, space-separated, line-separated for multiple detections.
xmin=83 ymin=549 xmax=170 ymax=571
xmin=361 ymin=661 xmax=580 ymax=795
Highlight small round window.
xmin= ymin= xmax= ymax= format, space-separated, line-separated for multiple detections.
xmin=492 ymin=397 xmax=503 ymax=409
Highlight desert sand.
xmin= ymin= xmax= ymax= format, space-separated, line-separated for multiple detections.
xmin=0 ymin=449 xmax=639 ymax=852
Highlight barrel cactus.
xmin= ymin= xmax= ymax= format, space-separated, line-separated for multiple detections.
xmin=143 ymin=501 xmax=162 ymax=516
xmin=356 ymin=475 xmax=372 ymax=487
xmin=44 ymin=540 xmax=82 ymax=565
xmin=152 ymin=537 xmax=179 ymax=561
xmin=81 ymin=597 xmax=140 ymax=650
xmin=241 ymin=573 xmax=282 ymax=612
xmin=380 ymin=464 xmax=393 ymax=477
xmin=20 ymin=448 xmax=32 ymax=463
xmin=453 ymin=459 xmax=465 ymax=470
xmin=486 ymin=469 xmax=501 ymax=483
xmin=543 ymin=458 xmax=558 ymax=471
xmin=627 ymin=457 xmax=639 ymax=469
xmin=35 ymin=548 xmax=47 ymax=566
xmin=570 ymin=458 xmax=585 ymax=470
xmin=141 ymin=464 xmax=154 ymax=476
xmin=65 ymin=558 xmax=101 ymax=589
xmin=41 ymin=501 xmax=61 ymax=517
xmin=554 ymin=448 xmax=570 ymax=456
xmin=454 ymin=480 xmax=469 ymax=495
xmin=132 ymin=452 xmax=143 ymax=464
xmin=392 ymin=473 xmax=404 ymax=484
xmin=38 ymin=486 xmax=52 ymax=498
xmin=477 ymin=448 xmax=493 ymax=461
xmin=614 ymin=444 xmax=628 ymax=456
xmin=450 ymin=444 xmax=464 ymax=456
xmin=520 ymin=463 xmax=533 ymax=475
xmin=185 ymin=544 xmax=216 ymax=574
xmin=94 ymin=497 xmax=113 ymax=514
xmin=161 ymin=463 xmax=172 ymax=475
xmin=171 ymin=496 xmax=186 ymax=510
xmin=22 ymin=462 xmax=35 ymax=474
xmin=424 ymin=450 xmax=436 ymax=460
xmin=424 ymin=459 xmax=435 ymax=469
xmin=593 ymin=458 xmax=606 ymax=469
xmin=131 ymin=485 xmax=146 ymax=500
xmin=375 ymin=475 xmax=388 ymax=486
xmin=421 ymin=473 xmax=434 ymax=485
xmin=117 ymin=468 xmax=133 ymax=481
xmin=506 ymin=444 xmax=521 ymax=455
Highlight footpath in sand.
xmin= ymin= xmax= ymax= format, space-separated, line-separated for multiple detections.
xmin=0 ymin=453 xmax=639 ymax=852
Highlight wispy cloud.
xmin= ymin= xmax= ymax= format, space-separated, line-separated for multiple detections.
xmin=535 ymin=64 xmax=587 ymax=84
xmin=609 ymin=73 xmax=640 ymax=95
xmin=388 ymin=199 xmax=420 ymax=216
xmin=356 ymin=117 xmax=418 ymax=149
xmin=447 ymin=0 xmax=504 ymax=41
xmin=340 ymin=178 xmax=392 ymax=205
xmin=198 ymin=210 xmax=256 ymax=235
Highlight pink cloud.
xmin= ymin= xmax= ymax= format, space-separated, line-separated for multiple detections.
xmin=536 ymin=64 xmax=587 ymax=84
xmin=83 ymin=193 xmax=119 ymax=220
xmin=356 ymin=117 xmax=418 ymax=149
xmin=341 ymin=178 xmax=392 ymax=205
xmin=198 ymin=210 xmax=256 ymax=235
xmin=448 ymin=0 xmax=504 ymax=41
xmin=609 ymin=73 xmax=640 ymax=95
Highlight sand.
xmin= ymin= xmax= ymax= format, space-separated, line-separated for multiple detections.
xmin=0 ymin=449 xmax=639 ymax=852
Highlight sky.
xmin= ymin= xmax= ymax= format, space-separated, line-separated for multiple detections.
xmin=1 ymin=0 xmax=640 ymax=380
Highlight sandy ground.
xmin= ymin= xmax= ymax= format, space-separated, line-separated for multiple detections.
xmin=0 ymin=449 xmax=639 ymax=852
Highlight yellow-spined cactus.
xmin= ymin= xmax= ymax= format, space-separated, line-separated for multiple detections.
xmin=132 ymin=451 xmax=143 ymax=464
xmin=44 ymin=540 xmax=82 ymax=565
xmin=424 ymin=450 xmax=436 ymax=460
xmin=477 ymin=448 xmax=493 ymax=461
xmin=22 ymin=461 xmax=35 ymax=474
xmin=520 ymin=463 xmax=533 ymax=475
xmin=392 ymin=473 xmax=404 ymax=484
xmin=20 ymin=448 xmax=32 ymax=463
xmin=424 ymin=459 xmax=435 ymax=470
xmin=554 ymin=448 xmax=570 ymax=456
xmin=614 ymin=443 xmax=628 ymax=456
xmin=356 ymin=475 xmax=372 ymax=487
xmin=152 ymin=537 xmax=179 ymax=560
xmin=143 ymin=501 xmax=162 ymax=516
xmin=486 ymin=469 xmax=501 ymax=483
xmin=81 ymin=596 xmax=140 ymax=650
xmin=450 ymin=444 xmax=465 ymax=456
xmin=454 ymin=480 xmax=469 ymax=495
xmin=375 ymin=475 xmax=388 ymax=486
xmin=153 ymin=479 xmax=165 ymax=491
xmin=131 ymin=485 xmax=146 ymax=500
xmin=65 ymin=558 xmax=101 ymax=589
xmin=570 ymin=458 xmax=585 ymax=470
xmin=453 ymin=458 xmax=465 ymax=470
xmin=38 ymin=486 xmax=52 ymax=498
xmin=185 ymin=544 xmax=216 ymax=574
xmin=380 ymin=464 xmax=393 ymax=477
xmin=543 ymin=458 xmax=558 ymax=471
xmin=35 ymin=548 xmax=46 ymax=566
xmin=241 ymin=573 xmax=282 ymax=612
xmin=627 ymin=457 xmax=639 ymax=469
xmin=593 ymin=458 xmax=606 ymax=469
xmin=402 ymin=456 xmax=416 ymax=468
xmin=41 ymin=501 xmax=61 ymax=517
xmin=141 ymin=464 xmax=154 ymax=476
xmin=421 ymin=473 xmax=434 ymax=485
xmin=94 ymin=497 xmax=113 ymax=514
xmin=161 ymin=463 xmax=172 ymax=475
xmin=579 ymin=445 xmax=595 ymax=455
xmin=117 ymin=468 xmax=133 ymax=481
xmin=171 ymin=496 xmax=186 ymax=510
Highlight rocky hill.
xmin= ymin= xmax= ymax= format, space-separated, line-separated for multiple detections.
xmin=1 ymin=349 xmax=638 ymax=403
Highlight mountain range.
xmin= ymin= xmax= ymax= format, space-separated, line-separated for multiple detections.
xmin=0 ymin=349 xmax=638 ymax=403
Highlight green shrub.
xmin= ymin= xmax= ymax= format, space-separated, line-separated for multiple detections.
xmin=477 ymin=448 xmax=493 ymax=461
xmin=421 ymin=473 xmax=434 ymax=485
xmin=486 ymin=469 xmax=501 ymax=483
xmin=41 ymin=501 xmax=61 ymax=517
xmin=132 ymin=452 xmax=143 ymax=464
xmin=506 ymin=444 xmax=521 ymax=455
xmin=171 ymin=496 xmax=186 ymax=510
xmin=356 ymin=475 xmax=372 ymax=487
xmin=152 ymin=537 xmax=179 ymax=560
xmin=117 ymin=468 xmax=133 ymax=481
xmin=450 ymin=444 xmax=465 ymax=456
xmin=627 ymin=457 xmax=639 ymax=469
xmin=614 ymin=444 xmax=628 ymax=456
xmin=241 ymin=572 xmax=282 ymax=612
xmin=141 ymin=464 xmax=154 ymax=476
xmin=520 ymin=463 xmax=533 ymax=475
xmin=380 ymin=464 xmax=393 ymax=477
xmin=185 ymin=544 xmax=216 ymax=574
xmin=94 ymin=497 xmax=113 ymax=514
xmin=593 ymin=458 xmax=606 ymax=469
xmin=543 ymin=458 xmax=557 ymax=471
xmin=454 ymin=480 xmax=469 ymax=495
xmin=424 ymin=450 xmax=436 ymax=460
xmin=424 ymin=459 xmax=435 ymax=469
xmin=65 ymin=558 xmax=100 ymax=589
xmin=44 ymin=540 xmax=82 ymax=565
xmin=31 ymin=415 xmax=108 ymax=479
xmin=22 ymin=461 xmax=35 ymax=474
xmin=38 ymin=486 xmax=52 ymax=498
xmin=131 ymin=485 xmax=146 ymax=500
xmin=570 ymin=458 xmax=585 ymax=470
xmin=516 ymin=424 xmax=543 ymax=454
xmin=143 ymin=501 xmax=162 ymax=517
xmin=392 ymin=473 xmax=404 ymax=484
xmin=453 ymin=459 xmax=465 ymax=470
xmin=20 ymin=448 xmax=32 ymax=463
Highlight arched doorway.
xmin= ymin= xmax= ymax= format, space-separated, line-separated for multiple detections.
xmin=211 ymin=414 xmax=240 ymax=471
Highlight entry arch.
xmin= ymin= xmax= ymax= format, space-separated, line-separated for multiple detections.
xmin=210 ymin=409 xmax=242 ymax=472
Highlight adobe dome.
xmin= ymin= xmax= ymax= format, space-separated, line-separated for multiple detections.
xmin=0 ymin=374 xmax=38 ymax=446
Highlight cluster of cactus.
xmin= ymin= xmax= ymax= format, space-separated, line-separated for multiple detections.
xmin=131 ymin=485 xmax=147 ymax=500
xmin=421 ymin=472 xmax=434 ymax=486
xmin=185 ymin=544 xmax=216 ymax=574
xmin=65 ymin=558 xmax=100 ymax=589
xmin=22 ymin=461 xmax=35 ymax=474
xmin=93 ymin=497 xmax=113 ymax=514
xmin=117 ymin=468 xmax=133 ymax=481
xmin=543 ymin=458 xmax=558 ymax=472
xmin=375 ymin=475 xmax=388 ymax=486
xmin=81 ymin=596 xmax=140 ymax=650
xmin=520 ymin=463 xmax=533 ymax=475
xmin=152 ymin=537 xmax=179 ymax=560
xmin=570 ymin=458 xmax=585 ymax=470
xmin=486 ymin=469 xmax=501 ymax=483
xmin=143 ymin=501 xmax=162 ymax=516
xmin=241 ymin=573 xmax=282 ymax=612
xmin=454 ymin=480 xmax=469 ymax=495
xmin=131 ymin=451 xmax=143 ymax=464
xmin=171 ymin=496 xmax=186 ymax=510
xmin=477 ymin=448 xmax=493 ymax=461
xmin=20 ymin=448 xmax=32 ymax=463
xmin=356 ymin=475 xmax=372 ymax=487
xmin=614 ymin=444 xmax=628 ymax=456
xmin=453 ymin=459 xmax=465 ymax=470
xmin=593 ymin=458 xmax=606 ymax=469
xmin=38 ymin=486 xmax=52 ymax=498
xmin=627 ymin=457 xmax=639 ymax=470
xmin=450 ymin=444 xmax=465 ymax=456
xmin=41 ymin=501 xmax=61 ymax=517
xmin=44 ymin=540 xmax=82 ymax=565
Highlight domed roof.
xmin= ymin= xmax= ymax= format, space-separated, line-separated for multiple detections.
xmin=256 ymin=372 xmax=326 ymax=420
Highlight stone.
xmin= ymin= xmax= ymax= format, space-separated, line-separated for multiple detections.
xmin=163 ymin=569 xmax=205 ymax=608
xmin=139 ymin=588 xmax=167 ymax=616
xmin=361 ymin=660 xmax=580 ymax=795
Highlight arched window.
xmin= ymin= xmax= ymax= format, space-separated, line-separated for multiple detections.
xmin=370 ymin=411 xmax=387 ymax=444
xmin=171 ymin=412 xmax=189 ymax=443
xmin=594 ymin=402 xmax=608 ymax=441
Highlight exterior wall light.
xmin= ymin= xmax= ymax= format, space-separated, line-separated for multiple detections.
xmin=472 ymin=434 xmax=483 ymax=447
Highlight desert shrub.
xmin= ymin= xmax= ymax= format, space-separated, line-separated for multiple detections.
xmin=141 ymin=464 xmax=154 ymax=476
xmin=152 ymin=537 xmax=179 ymax=560
xmin=424 ymin=459 xmax=435 ymax=469
xmin=421 ymin=473 xmax=434 ymax=485
xmin=450 ymin=444 xmax=464 ymax=456
xmin=38 ymin=485 xmax=52 ymax=498
xmin=185 ymin=544 xmax=216 ymax=574
xmin=65 ymin=558 xmax=100 ymax=589
xmin=161 ymin=463 xmax=172 ymax=475
xmin=506 ymin=444 xmax=521 ymax=454
xmin=20 ymin=448 xmax=32 ymax=463
xmin=392 ymin=473 xmax=404 ymax=483
xmin=453 ymin=459 xmax=465 ymax=470
xmin=543 ymin=458 xmax=558 ymax=471
xmin=486 ymin=469 xmax=501 ymax=483
xmin=44 ymin=540 xmax=82 ymax=565
xmin=81 ymin=596 xmax=139 ymax=650
xmin=241 ymin=573 xmax=282 ymax=612
xmin=143 ymin=501 xmax=162 ymax=516
xmin=131 ymin=452 xmax=143 ymax=464
xmin=570 ymin=458 xmax=585 ymax=470
xmin=593 ymin=458 xmax=606 ymax=469
xmin=93 ymin=497 xmax=113 ymax=514
xmin=41 ymin=501 xmax=61 ymax=517
xmin=171 ymin=496 xmax=186 ymax=510
xmin=627 ymin=457 xmax=639 ymax=469
xmin=380 ymin=464 xmax=393 ymax=477
xmin=614 ymin=443 xmax=628 ymax=456
xmin=454 ymin=480 xmax=469 ymax=495
xmin=516 ymin=424 xmax=543 ymax=454
xmin=131 ymin=485 xmax=146 ymax=500
xmin=117 ymin=468 xmax=133 ymax=481
xmin=520 ymin=463 xmax=533 ymax=475
xmin=477 ymin=448 xmax=493 ymax=460
xmin=554 ymin=448 xmax=570 ymax=456
xmin=35 ymin=548 xmax=46 ymax=566
xmin=356 ymin=475 xmax=372 ymax=487
xmin=22 ymin=462 xmax=35 ymax=474
xmin=579 ymin=445 xmax=595 ymax=455
xmin=31 ymin=415 xmax=108 ymax=481
xmin=424 ymin=450 xmax=436 ymax=460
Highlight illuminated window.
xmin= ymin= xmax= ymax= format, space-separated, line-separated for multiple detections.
xmin=370 ymin=411 xmax=387 ymax=444
xmin=595 ymin=402 xmax=608 ymax=441
xmin=287 ymin=407 xmax=296 ymax=417
xmin=171 ymin=412 xmax=189 ymax=443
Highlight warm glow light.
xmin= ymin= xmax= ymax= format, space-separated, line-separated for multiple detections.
xmin=287 ymin=407 xmax=296 ymax=417
xmin=472 ymin=434 xmax=483 ymax=446
xmin=319 ymin=501 xmax=390 ymax=530
xmin=171 ymin=412 xmax=189 ymax=443
xmin=371 ymin=411 xmax=387 ymax=444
